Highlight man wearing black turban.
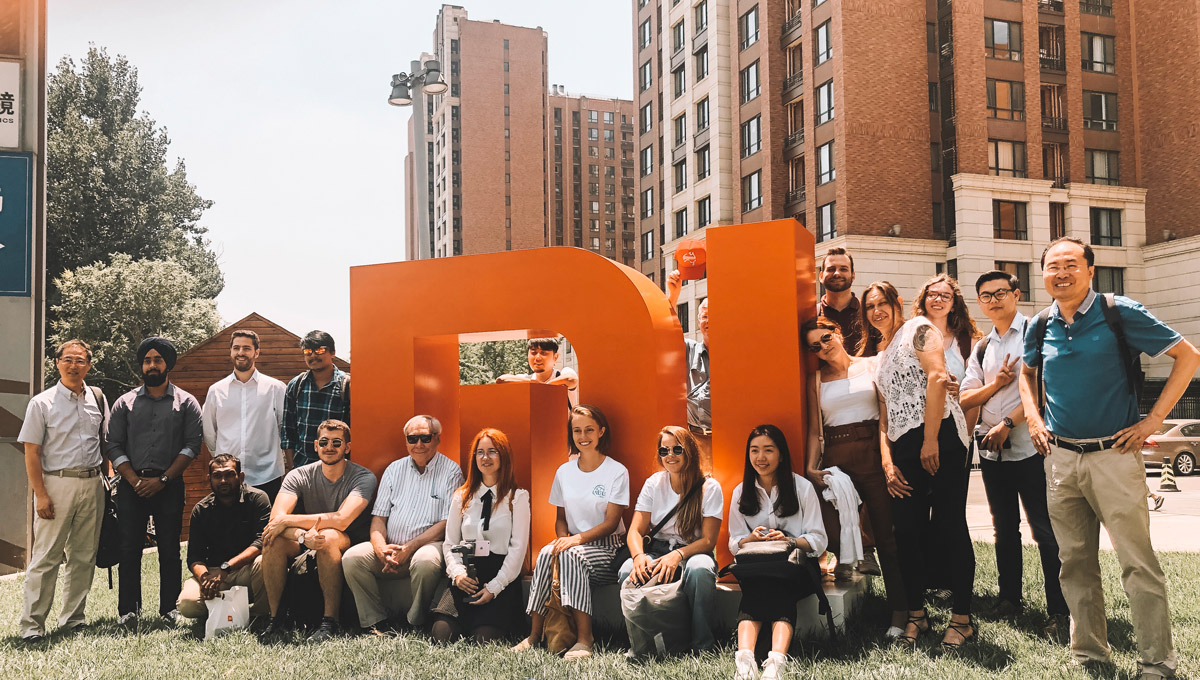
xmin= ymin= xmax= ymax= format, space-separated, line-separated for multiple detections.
xmin=106 ymin=336 xmax=203 ymax=627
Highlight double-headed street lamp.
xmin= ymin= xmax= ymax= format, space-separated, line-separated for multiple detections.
xmin=388 ymin=59 xmax=448 ymax=106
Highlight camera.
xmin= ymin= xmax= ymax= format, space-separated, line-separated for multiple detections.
xmin=450 ymin=540 xmax=477 ymax=580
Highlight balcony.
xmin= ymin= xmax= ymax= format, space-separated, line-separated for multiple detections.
xmin=785 ymin=187 xmax=806 ymax=204
xmin=693 ymin=125 xmax=710 ymax=150
xmin=621 ymin=158 xmax=634 ymax=168
xmin=784 ymin=130 xmax=805 ymax=161
xmin=1038 ymin=0 xmax=1064 ymax=11
xmin=781 ymin=11 xmax=803 ymax=46
xmin=1040 ymin=53 xmax=1066 ymax=71
xmin=1042 ymin=115 xmax=1067 ymax=131
xmin=1080 ymin=0 xmax=1113 ymax=16
xmin=670 ymin=44 xmax=687 ymax=71
xmin=939 ymin=42 xmax=954 ymax=64
xmin=783 ymin=72 xmax=804 ymax=103
xmin=620 ymin=122 xmax=634 ymax=132
xmin=692 ymin=26 xmax=708 ymax=53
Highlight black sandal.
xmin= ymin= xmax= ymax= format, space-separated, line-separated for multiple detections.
xmin=940 ymin=617 xmax=978 ymax=651
xmin=894 ymin=611 xmax=931 ymax=649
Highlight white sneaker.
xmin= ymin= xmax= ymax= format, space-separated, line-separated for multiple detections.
xmin=734 ymin=650 xmax=760 ymax=680
xmin=760 ymin=651 xmax=788 ymax=680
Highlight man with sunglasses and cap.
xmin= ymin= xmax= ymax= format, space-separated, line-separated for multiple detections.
xmin=106 ymin=336 xmax=203 ymax=627
xmin=281 ymin=330 xmax=350 ymax=469
xmin=260 ymin=419 xmax=377 ymax=642
xmin=343 ymin=415 xmax=464 ymax=634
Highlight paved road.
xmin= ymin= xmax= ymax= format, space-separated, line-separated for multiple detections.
xmin=966 ymin=463 xmax=1200 ymax=552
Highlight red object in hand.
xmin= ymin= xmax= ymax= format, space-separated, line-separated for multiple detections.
xmin=674 ymin=238 xmax=707 ymax=280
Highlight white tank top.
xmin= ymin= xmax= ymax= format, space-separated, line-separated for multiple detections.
xmin=819 ymin=367 xmax=880 ymax=427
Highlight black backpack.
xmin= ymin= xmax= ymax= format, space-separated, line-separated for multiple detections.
xmin=88 ymin=386 xmax=121 ymax=586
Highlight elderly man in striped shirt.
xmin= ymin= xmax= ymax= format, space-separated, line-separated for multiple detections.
xmin=343 ymin=415 xmax=464 ymax=633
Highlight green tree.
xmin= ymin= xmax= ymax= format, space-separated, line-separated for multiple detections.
xmin=459 ymin=340 xmax=530 ymax=385
xmin=47 ymin=254 xmax=222 ymax=399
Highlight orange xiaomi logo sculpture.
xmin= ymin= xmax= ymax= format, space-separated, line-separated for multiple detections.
xmin=349 ymin=219 xmax=816 ymax=567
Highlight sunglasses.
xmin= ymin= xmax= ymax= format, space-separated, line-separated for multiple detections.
xmin=657 ymin=445 xmax=685 ymax=457
xmin=316 ymin=438 xmax=344 ymax=448
xmin=806 ymin=333 xmax=835 ymax=353
xmin=302 ymin=347 xmax=329 ymax=356
xmin=406 ymin=434 xmax=434 ymax=444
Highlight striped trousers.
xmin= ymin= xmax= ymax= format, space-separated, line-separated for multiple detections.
xmin=526 ymin=534 xmax=622 ymax=617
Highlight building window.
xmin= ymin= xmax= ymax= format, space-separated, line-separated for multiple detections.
xmin=1082 ymin=33 xmax=1115 ymax=73
xmin=740 ymin=61 xmax=760 ymax=103
xmin=1083 ymin=91 xmax=1117 ymax=131
xmin=985 ymin=19 xmax=1022 ymax=61
xmin=604 ymin=128 xmax=615 ymax=142
xmin=817 ymin=202 xmax=836 ymax=242
xmin=642 ymin=230 xmax=655 ymax=260
xmin=927 ymin=22 xmax=937 ymax=52
xmin=678 ymin=302 xmax=690 ymax=333
xmin=639 ymin=19 xmax=653 ymax=49
xmin=1086 ymin=149 xmax=1119 ymax=185
xmin=815 ymin=20 xmax=832 ymax=65
xmin=741 ymin=116 xmax=762 ymax=157
xmin=697 ymin=196 xmax=711 ymax=227
xmin=986 ymin=79 xmax=1025 ymax=120
xmin=742 ymin=171 xmax=763 ymax=212
xmin=988 ymin=140 xmax=1027 ymax=177
xmin=696 ymin=146 xmax=711 ymax=180
xmin=674 ymin=114 xmax=687 ymax=147
xmin=817 ymin=141 xmax=835 ymax=184
xmin=672 ymin=21 xmax=685 ymax=52
xmin=695 ymin=1 xmax=708 ymax=30
xmin=696 ymin=98 xmax=710 ymax=130
xmin=695 ymin=46 xmax=709 ymax=80
xmin=993 ymin=200 xmax=1029 ymax=239
xmin=674 ymin=208 xmax=688 ymax=238
xmin=642 ymin=187 xmax=654 ymax=217
xmin=740 ymin=6 xmax=759 ymax=49
xmin=639 ymin=60 xmax=653 ymax=91
xmin=931 ymin=142 xmax=941 ymax=172
xmin=929 ymin=82 xmax=939 ymax=111
xmin=640 ymin=145 xmax=654 ymax=176
xmin=816 ymin=80 xmax=834 ymax=125
xmin=588 ymin=110 xmax=599 ymax=123
xmin=995 ymin=261 xmax=1031 ymax=293
xmin=588 ymin=127 xmax=599 ymax=141
xmin=673 ymin=159 xmax=687 ymax=193
xmin=640 ymin=102 xmax=653 ymax=134
xmin=1090 ymin=207 xmax=1122 ymax=246
xmin=673 ymin=66 xmax=686 ymax=99
xmin=605 ymin=111 xmax=614 ymax=124
xmin=1094 ymin=266 xmax=1124 ymax=294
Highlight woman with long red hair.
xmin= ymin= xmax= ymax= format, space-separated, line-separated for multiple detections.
xmin=433 ymin=428 xmax=530 ymax=643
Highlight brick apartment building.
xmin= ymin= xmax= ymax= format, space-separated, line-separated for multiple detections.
xmin=633 ymin=0 xmax=1200 ymax=381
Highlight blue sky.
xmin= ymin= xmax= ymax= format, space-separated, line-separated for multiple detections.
xmin=48 ymin=0 xmax=634 ymax=357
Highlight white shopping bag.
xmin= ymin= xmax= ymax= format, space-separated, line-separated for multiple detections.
xmin=205 ymin=585 xmax=250 ymax=640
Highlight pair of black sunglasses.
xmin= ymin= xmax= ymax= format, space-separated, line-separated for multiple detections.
xmin=657 ymin=445 xmax=685 ymax=457
xmin=406 ymin=434 xmax=434 ymax=444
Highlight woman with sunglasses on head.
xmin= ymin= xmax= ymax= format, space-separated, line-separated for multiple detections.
xmin=802 ymin=317 xmax=908 ymax=639
xmin=618 ymin=425 xmax=723 ymax=653
xmin=728 ymin=425 xmax=826 ymax=680
xmin=433 ymin=428 xmax=530 ymax=644
xmin=856 ymin=281 xmax=906 ymax=357
xmin=513 ymin=404 xmax=629 ymax=660
xmin=876 ymin=274 xmax=977 ymax=651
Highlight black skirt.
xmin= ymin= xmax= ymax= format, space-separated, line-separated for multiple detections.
xmin=448 ymin=553 xmax=524 ymax=633
xmin=735 ymin=564 xmax=819 ymax=626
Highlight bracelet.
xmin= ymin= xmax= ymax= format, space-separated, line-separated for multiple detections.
xmin=673 ymin=549 xmax=684 ymax=560
xmin=134 ymin=478 xmax=142 ymax=488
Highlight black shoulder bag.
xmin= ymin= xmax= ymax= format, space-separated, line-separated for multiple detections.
xmin=610 ymin=479 xmax=705 ymax=572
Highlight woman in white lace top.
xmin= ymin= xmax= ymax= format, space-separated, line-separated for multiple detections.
xmin=856 ymin=281 xmax=906 ymax=358
xmin=876 ymin=281 xmax=977 ymax=652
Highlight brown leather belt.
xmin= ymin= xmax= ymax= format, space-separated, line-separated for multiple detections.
xmin=45 ymin=466 xmax=102 ymax=478
xmin=824 ymin=420 xmax=878 ymax=444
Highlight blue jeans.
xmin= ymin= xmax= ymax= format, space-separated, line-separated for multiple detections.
xmin=619 ymin=549 xmax=717 ymax=651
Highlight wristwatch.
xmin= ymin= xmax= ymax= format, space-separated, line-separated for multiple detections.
xmin=219 ymin=561 xmax=231 ymax=572
xmin=1002 ymin=417 xmax=1015 ymax=429
xmin=159 ymin=473 xmax=170 ymax=484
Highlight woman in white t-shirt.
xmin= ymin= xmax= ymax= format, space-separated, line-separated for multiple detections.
xmin=618 ymin=425 xmax=723 ymax=652
xmin=433 ymin=428 xmax=530 ymax=644
xmin=513 ymin=404 xmax=629 ymax=660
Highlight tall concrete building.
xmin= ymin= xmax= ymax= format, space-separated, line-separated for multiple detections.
xmin=403 ymin=5 xmax=636 ymax=266
xmin=634 ymin=0 xmax=1200 ymax=386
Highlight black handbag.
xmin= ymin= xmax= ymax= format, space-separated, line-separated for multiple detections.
xmin=610 ymin=478 xmax=706 ymax=572
xmin=719 ymin=539 xmax=838 ymax=640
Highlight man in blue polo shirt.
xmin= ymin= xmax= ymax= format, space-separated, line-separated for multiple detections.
xmin=1020 ymin=237 xmax=1200 ymax=680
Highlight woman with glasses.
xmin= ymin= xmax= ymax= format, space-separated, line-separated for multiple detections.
xmin=913 ymin=275 xmax=981 ymax=384
xmin=433 ymin=428 xmax=530 ymax=644
xmin=618 ymin=425 xmax=723 ymax=652
xmin=802 ymin=317 xmax=907 ymax=638
xmin=728 ymin=425 xmax=826 ymax=680
xmin=876 ymin=275 xmax=977 ymax=651
xmin=856 ymin=281 xmax=906 ymax=357
xmin=513 ymin=404 xmax=629 ymax=660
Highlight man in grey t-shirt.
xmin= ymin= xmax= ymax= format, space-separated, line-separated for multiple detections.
xmin=260 ymin=420 xmax=377 ymax=642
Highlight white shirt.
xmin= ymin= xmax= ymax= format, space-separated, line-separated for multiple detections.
xmin=963 ymin=313 xmax=1036 ymax=461
xmin=202 ymin=369 xmax=287 ymax=486
xmin=443 ymin=486 xmax=531 ymax=596
xmin=877 ymin=317 xmax=970 ymax=447
xmin=633 ymin=472 xmax=724 ymax=548
xmin=374 ymin=452 xmax=465 ymax=544
xmin=819 ymin=366 xmax=879 ymax=427
xmin=727 ymin=473 xmax=827 ymax=557
xmin=18 ymin=382 xmax=107 ymax=471
xmin=549 ymin=455 xmax=630 ymax=536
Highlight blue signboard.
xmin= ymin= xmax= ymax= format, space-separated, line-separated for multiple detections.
xmin=0 ymin=152 xmax=33 ymax=297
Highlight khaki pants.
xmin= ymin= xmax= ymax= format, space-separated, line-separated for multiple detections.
xmin=1046 ymin=445 xmax=1177 ymax=677
xmin=20 ymin=474 xmax=105 ymax=638
xmin=177 ymin=556 xmax=267 ymax=618
xmin=343 ymin=542 xmax=444 ymax=628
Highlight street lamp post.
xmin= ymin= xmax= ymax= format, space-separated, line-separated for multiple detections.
xmin=389 ymin=59 xmax=449 ymax=259
xmin=388 ymin=59 xmax=448 ymax=106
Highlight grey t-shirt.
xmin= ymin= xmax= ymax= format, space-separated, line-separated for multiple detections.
xmin=280 ymin=461 xmax=378 ymax=542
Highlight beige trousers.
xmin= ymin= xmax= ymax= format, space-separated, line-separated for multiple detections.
xmin=20 ymin=474 xmax=104 ymax=638
xmin=342 ymin=542 xmax=444 ymax=628
xmin=177 ymin=556 xmax=267 ymax=618
xmin=1046 ymin=445 xmax=1177 ymax=677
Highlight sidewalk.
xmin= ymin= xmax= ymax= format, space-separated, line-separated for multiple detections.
xmin=966 ymin=466 xmax=1200 ymax=552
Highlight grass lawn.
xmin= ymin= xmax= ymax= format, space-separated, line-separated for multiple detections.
xmin=0 ymin=542 xmax=1196 ymax=679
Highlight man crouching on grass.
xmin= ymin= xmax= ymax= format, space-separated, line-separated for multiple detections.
xmin=259 ymin=420 xmax=377 ymax=642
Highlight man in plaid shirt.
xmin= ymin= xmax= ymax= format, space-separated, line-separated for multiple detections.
xmin=281 ymin=331 xmax=351 ymax=468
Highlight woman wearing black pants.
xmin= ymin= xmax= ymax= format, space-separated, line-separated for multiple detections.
xmin=876 ymin=311 xmax=976 ymax=651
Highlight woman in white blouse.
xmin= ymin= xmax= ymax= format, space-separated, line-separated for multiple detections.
xmin=728 ymin=424 xmax=827 ymax=680
xmin=512 ymin=404 xmax=629 ymax=660
xmin=856 ymin=281 xmax=906 ymax=358
xmin=618 ymin=425 xmax=723 ymax=652
xmin=433 ymin=428 xmax=530 ymax=643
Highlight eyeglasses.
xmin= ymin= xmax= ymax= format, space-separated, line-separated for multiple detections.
xmin=316 ymin=438 xmax=345 ymax=448
xmin=977 ymin=289 xmax=1014 ymax=303
xmin=302 ymin=347 xmax=329 ymax=356
xmin=57 ymin=357 xmax=89 ymax=366
xmin=657 ymin=445 xmax=685 ymax=457
xmin=476 ymin=448 xmax=500 ymax=458
xmin=406 ymin=434 xmax=434 ymax=444
xmin=925 ymin=292 xmax=955 ymax=303
xmin=806 ymin=333 xmax=835 ymax=353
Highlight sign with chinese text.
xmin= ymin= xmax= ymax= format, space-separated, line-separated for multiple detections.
xmin=0 ymin=152 xmax=33 ymax=296
xmin=0 ymin=61 xmax=19 ymax=149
